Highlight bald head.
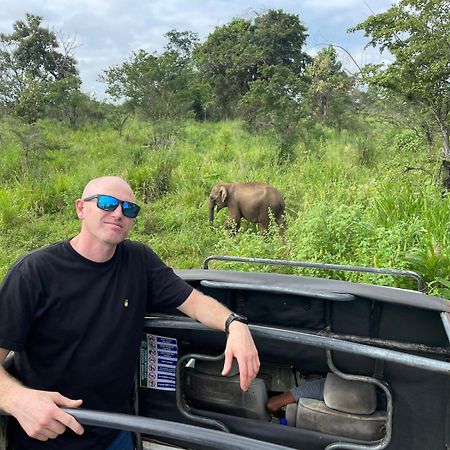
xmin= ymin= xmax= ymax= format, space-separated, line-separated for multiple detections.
xmin=82 ymin=176 xmax=135 ymax=201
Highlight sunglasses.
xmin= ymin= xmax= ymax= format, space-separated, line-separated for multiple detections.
xmin=83 ymin=194 xmax=141 ymax=219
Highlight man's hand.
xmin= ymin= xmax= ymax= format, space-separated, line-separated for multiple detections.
xmin=221 ymin=321 xmax=260 ymax=391
xmin=7 ymin=387 xmax=84 ymax=441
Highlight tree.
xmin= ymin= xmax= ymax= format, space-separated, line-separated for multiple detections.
xmin=351 ymin=0 xmax=450 ymax=159
xmin=194 ymin=9 xmax=310 ymax=119
xmin=0 ymin=13 xmax=80 ymax=120
xmin=239 ymin=65 xmax=309 ymax=162
xmin=252 ymin=9 xmax=310 ymax=75
xmin=102 ymin=30 xmax=200 ymax=120
xmin=306 ymin=46 xmax=354 ymax=129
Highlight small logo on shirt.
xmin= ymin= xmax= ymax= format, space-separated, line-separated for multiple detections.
xmin=124 ymin=299 xmax=129 ymax=308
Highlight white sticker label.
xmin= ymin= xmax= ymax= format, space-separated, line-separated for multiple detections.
xmin=140 ymin=333 xmax=178 ymax=391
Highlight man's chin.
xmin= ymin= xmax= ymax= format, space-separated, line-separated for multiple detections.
xmin=103 ymin=232 xmax=128 ymax=246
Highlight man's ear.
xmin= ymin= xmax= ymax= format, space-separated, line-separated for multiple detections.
xmin=75 ymin=199 xmax=85 ymax=219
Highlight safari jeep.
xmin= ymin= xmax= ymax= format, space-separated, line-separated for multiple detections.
xmin=2 ymin=256 xmax=449 ymax=450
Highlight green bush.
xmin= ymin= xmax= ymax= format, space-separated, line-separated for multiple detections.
xmin=0 ymin=118 xmax=448 ymax=299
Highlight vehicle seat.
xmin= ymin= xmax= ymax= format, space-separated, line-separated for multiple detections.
xmin=184 ymin=359 xmax=270 ymax=421
xmin=285 ymin=373 xmax=387 ymax=441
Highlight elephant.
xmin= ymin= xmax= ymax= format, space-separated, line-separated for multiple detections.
xmin=208 ymin=182 xmax=286 ymax=233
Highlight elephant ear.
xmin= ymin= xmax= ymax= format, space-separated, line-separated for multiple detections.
xmin=219 ymin=186 xmax=227 ymax=203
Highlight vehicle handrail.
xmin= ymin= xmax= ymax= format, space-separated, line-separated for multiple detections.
xmin=144 ymin=317 xmax=450 ymax=375
xmin=176 ymin=352 xmax=230 ymax=432
xmin=0 ymin=408 xmax=291 ymax=450
xmin=202 ymin=256 xmax=426 ymax=292
xmin=441 ymin=312 xmax=450 ymax=343
xmin=200 ymin=280 xmax=357 ymax=301
xmin=325 ymin=351 xmax=392 ymax=450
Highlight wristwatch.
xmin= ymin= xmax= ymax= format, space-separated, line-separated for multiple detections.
xmin=225 ymin=312 xmax=248 ymax=334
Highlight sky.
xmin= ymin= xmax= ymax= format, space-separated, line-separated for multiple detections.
xmin=0 ymin=0 xmax=395 ymax=100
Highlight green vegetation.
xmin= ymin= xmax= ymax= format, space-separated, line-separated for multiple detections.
xmin=0 ymin=118 xmax=448 ymax=298
xmin=0 ymin=2 xmax=449 ymax=299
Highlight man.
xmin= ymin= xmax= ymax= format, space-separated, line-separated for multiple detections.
xmin=0 ymin=176 xmax=259 ymax=449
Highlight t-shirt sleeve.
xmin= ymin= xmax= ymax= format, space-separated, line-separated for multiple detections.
xmin=144 ymin=248 xmax=193 ymax=313
xmin=0 ymin=265 xmax=41 ymax=351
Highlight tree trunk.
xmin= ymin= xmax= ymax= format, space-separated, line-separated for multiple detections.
xmin=442 ymin=127 xmax=450 ymax=159
xmin=442 ymin=160 xmax=450 ymax=193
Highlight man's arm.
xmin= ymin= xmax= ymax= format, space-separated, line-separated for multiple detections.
xmin=0 ymin=347 xmax=84 ymax=441
xmin=177 ymin=289 xmax=260 ymax=391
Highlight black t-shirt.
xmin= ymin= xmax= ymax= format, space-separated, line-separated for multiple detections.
xmin=0 ymin=240 xmax=193 ymax=449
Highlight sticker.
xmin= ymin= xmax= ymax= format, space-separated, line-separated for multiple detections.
xmin=140 ymin=333 xmax=178 ymax=391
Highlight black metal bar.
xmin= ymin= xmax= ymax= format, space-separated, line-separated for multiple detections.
xmin=57 ymin=409 xmax=290 ymax=450
xmin=318 ymin=330 xmax=450 ymax=357
xmin=144 ymin=317 xmax=450 ymax=375
xmin=200 ymin=280 xmax=356 ymax=302
xmin=325 ymin=351 xmax=393 ymax=450
xmin=146 ymin=316 xmax=450 ymax=357
xmin=251 ymin=325 xmax=449 ymax=374
xmin=176 ymin=352 xmax=230 ymax=433
xmin=441 ymin=312 xmax=450 ymax=344
xmin=202 ymin=255 xmax=426 ymax=292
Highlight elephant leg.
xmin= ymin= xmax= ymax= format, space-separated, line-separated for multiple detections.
xmin=259 ymin=216 xmax=269 ymax=234
xmin=226 ymin=214 xmax=241 ymax=234
xmin=276 ymin=214 xmax=287 ymax=233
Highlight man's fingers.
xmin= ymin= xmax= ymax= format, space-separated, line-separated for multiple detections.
xmin=53 ymin=393 xmax=83 ymax=408
xmin=42 ymin=427 xmax=59 ymax=440
xmin=240 ymin=352 xmax=260 ymax=391
xmin=252 ymin=354 xmax=261 ymax=376
xmin=237 ymin=358 xmax=250 ymax=391
xmin=221 ymin=352 xmax=233 ymax=376
xmin=45 ymin=418 xmax=66 ymax=436
xmin=54 ymin=407 xmax=84 ymax=435
xmin=28 ymin=425 xmax=58 ymax=441
xmin=52 ymin=394 xmax=84 ymax=435
xmin=33 ymin=432 xmax=50 ymax=441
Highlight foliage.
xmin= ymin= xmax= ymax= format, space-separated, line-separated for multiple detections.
xmin=102 ymin=30 xmax=200 ymax=120
xmin=305 ymin=46 xmax=355 ymax=129
xmin=1 ymin=7 xmax=449 ymax=302
xmin=351 ymin=0 xmax=450 ymax=158
xmin=0 ymin=118 xmax=448 ymax=300
xmin=193 ymin=9 xmax=310 ymax=119
xmin=238 ymin=65 xmax=309 ymax=162
xmin=0 ymin=13 xmax=82 ymax=123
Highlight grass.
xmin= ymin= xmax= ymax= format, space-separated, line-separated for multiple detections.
xmin=0 ymin=117 xmax=449 ymax=299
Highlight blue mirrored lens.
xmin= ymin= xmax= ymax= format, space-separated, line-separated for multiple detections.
xmin=122 ymin=201 xmax=140 ymax=218
xmin=97 ymin=195 xmax=119 ymax=211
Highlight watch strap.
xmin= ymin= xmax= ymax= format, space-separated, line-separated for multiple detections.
xmin=225 ymin=313 xmax=248 ymax=334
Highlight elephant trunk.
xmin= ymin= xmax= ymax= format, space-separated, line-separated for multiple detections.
xmin=209 ymin=199 xmax=215 ymax=223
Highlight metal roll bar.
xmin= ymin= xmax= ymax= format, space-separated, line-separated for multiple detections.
xmin=176 ymin=352 xmax=230 ymax=433
xmin=324 ymin=351 xmax=393 ymax=450
xmin=144 ymin=317 xmax=450 ymax=375
xmin=200 ymin=280 xmax=357 ymax=301
xmin=441 ymin=312 xmax=450 ymax=343
xmin=0 ymin=408 xmax=291 ymax=450
xmin=203 ymin=256 xmax=426 ymax=292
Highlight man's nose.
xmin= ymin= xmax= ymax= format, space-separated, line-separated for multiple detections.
xmin=110 ymin=205 xmax=124 ymax=218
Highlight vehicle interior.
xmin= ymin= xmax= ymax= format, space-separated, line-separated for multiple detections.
xmin=1 ymin=258 xmax=449 ymax=450
xmin=139 ymin=258 xmax=450 ymax=450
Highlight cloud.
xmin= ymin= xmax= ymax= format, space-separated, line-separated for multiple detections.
xmin=1 ymin=0 xmax=395 ymax=98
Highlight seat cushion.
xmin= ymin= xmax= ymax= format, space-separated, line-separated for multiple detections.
xmin=324 ymin=373 xmax=377 ymax=414
xmin=185 ymin=368 xmax=270 ymax=421
xmin=295 ymin=398 xmax=386 ymax=441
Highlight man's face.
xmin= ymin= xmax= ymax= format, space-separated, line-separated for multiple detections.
xmin=78 ymin=181 xmax=136 ymax=247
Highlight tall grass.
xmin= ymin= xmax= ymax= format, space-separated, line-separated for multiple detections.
xmin=0 ymin=117 xmax=448 ymax=298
